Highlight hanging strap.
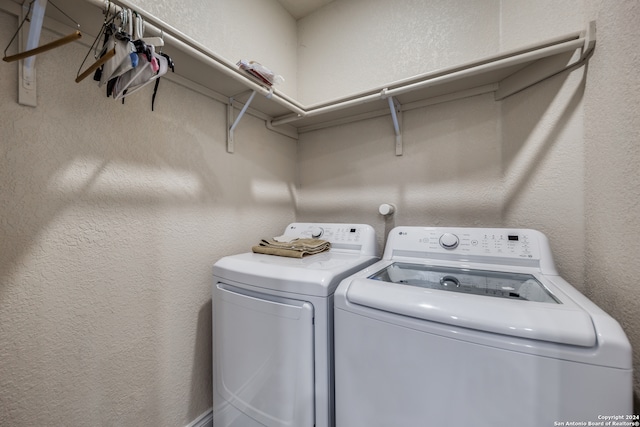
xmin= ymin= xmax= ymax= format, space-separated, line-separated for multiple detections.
xmin=151 ymin=52 xmax=174 ymax=111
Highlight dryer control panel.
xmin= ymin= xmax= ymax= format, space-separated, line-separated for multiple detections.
xmin=284 ymin=223 xmax=378 ymax=256
xmin=385 ymin=227 xmax=557 ymax=274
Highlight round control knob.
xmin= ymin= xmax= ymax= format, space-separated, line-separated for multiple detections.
xmin=311 ymin=227 xmax=324 ymax=238
xmin=439 ymin=233 xmax=459 ymax=249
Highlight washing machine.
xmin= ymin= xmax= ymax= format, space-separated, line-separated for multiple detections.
xmin=334 ymin=226 xmax=632 ymax=427
xmin=212 ymin=223 xmax=378 ymax=427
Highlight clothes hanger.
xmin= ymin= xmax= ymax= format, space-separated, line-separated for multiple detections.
xmin=3 ymin=0 xmax=82 ymax=63
xmin=75 ymin=39 xmax=115 ymax=83
xmin=133 ymin=12 xmax=163 ymax=48
xmin=111 ymin=14 xmax=171 ymax=103
xmin=75 ymin=2 xmax=122 ymax=83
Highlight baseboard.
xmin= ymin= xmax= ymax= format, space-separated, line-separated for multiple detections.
xmin=186 ymin=408 xmax=213 ymax=427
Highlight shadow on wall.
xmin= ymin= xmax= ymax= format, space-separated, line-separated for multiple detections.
xmin=0 ymin=36 xmax=296 ymax=288
xmin=501 ymin=63 xmax=586 ymax=215
xmin=296 ymin=61 xmax=583 ymax=224
xmin=0 ymin=39 xmax=223 ymax=285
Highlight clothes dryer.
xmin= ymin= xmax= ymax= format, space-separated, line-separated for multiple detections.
xmin=212 ymin=223 xmax=378 ymax=427
xmin=334 ymin=226 xmax=632 ymax=427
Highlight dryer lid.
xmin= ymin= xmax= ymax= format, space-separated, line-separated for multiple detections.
xmin=345 ymin=262 xmax=597 ymax=347
xmin=214 ymin=251 xmax=378 ymax=297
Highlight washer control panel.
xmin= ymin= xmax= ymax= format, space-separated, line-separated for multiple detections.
xmin=386 ymin=226 xmax=553 ymax=265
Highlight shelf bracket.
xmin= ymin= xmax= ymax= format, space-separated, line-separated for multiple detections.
xmin=582 ymin=20 xmax=596 ymax=60
xmin=227 ymin=90 xmax=257 ymax=153
xmin=16 ymin=0 xmax=48 ymax=107
xmin=495 ymin=21 xmax=597 ymax=100
xmin=387 ymin=96 xmax=403 ymax=156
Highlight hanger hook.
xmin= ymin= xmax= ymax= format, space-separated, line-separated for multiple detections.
xmin=2 ymin=0 xmax=35 ymax=59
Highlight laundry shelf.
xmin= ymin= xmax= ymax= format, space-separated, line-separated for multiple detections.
xmin=1 ymin=0 xmax=595 ymax=143
xmin=276 ymin=25 xmax=595 ymax=132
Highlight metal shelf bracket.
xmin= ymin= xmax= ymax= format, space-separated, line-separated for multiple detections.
xmin=386 ymin=94 xmax=403 ymax=156
xmin=18 ymin=0 xmax=48 ymax=107
xmin=227 ymin=90 xmax=257 ymax=153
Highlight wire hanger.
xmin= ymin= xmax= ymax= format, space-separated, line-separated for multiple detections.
xmin=75 ymin=2 xmax=119 ymax=83
xmin=2 ymin=0 xmax=82 ymax=63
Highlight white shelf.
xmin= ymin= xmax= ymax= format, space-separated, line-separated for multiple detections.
xmin=2 ymin=0 xmax=595 ymax=146
xmin=281 ymin=25 xmax=595 ymax=132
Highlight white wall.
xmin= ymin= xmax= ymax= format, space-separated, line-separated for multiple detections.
xmin=296 ymin=93 xmax=502 ymax=251
xmin=500 ymin=0 xmax=586 ymax=287
xmin=296 ymin=0 xmax=640 ymax=410
xmin=296 ymin=0 xmax=588 ymax=282
xmin=296 ymin=0 xmax=500 ymax=105
xmin=0 ymin=1 xmax=297 ymax=425
xmin=1 ymin=0 xmax=639 ymax=425
xmin=583 ymin=0 xmax=640 ymax=408
xmin=499 ymin=0 xmax=585 ymax=50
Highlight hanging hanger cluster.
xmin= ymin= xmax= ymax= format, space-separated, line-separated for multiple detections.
xmin=76 ymin=1 xmax=174 ymax=110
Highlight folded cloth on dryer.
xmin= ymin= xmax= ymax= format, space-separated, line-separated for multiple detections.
xmin=272 ymin=234 xmax=297 ymax=243
xmin=252 ymin=238 xmax=331 ymax=258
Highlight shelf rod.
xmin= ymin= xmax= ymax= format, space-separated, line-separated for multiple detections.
xmin=384 ymin=38 xmax=585 ymax=99
xmin=298 ymin=31 xmax=584 ymax=113
xmin=271 ymin=92 xmax=382 ymax=126
xmin=271 ymin=35 xmax=586 ymax=128
xmin=80 ymin=0 xmax=306 ymax=118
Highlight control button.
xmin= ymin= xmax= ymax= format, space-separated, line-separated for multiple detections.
xmin=439 ymin=233 xmax=459 ymax=249
xmin=311 ymin=227 xmax=324 ymax=238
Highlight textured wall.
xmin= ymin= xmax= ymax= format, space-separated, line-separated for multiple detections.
xmin=0 ymin=4 xmax=297 ymax=426
xmin=583 ymin=0 xmax=640 ymax=407
xmin=296 ymin=0 xmax=500 ymax=105
xmin=2 ymin=1 xmax=639 ymax=426
xmin=297 ymin=93 xmax=503 ymax=253
xmin=499 ymin=0 xmax=586 ymax=287
xmin=499 ymin=0 xmax=585 ymax=50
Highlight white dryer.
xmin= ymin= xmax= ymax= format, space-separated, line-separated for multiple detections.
xmin=212 ymin=223 xmax=378 ymax=427
xmin=334 ymin=226 xmax=632 ymax=427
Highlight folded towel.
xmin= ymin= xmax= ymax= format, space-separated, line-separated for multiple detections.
xmin=252 ymin=238 xmax=331 ymax=258
xmin=272 ymin=235 xmax=298 ymax=243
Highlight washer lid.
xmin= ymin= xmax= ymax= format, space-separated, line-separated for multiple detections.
xmin=345 ymin=262 xmax=596 ymax=347
xmin=370 ymin=262 xmax=560 ymax=303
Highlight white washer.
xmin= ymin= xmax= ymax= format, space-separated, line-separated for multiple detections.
xmin=334 ymin=226 xmax=632 ymax=427
xmin=212 ymin=223 xmax=378 ymax=427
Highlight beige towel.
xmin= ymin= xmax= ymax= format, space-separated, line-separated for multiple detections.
xmin=252 ymin=238 xmax=331 ymax=258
